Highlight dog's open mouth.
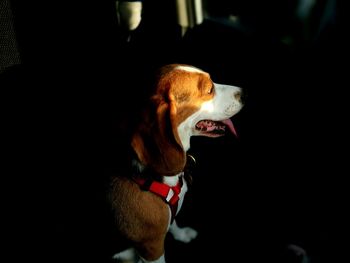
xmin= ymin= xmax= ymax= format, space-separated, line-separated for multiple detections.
xmin=195 ymin=119 xmax=237 ymax=137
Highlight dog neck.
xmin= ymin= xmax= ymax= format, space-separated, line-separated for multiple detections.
xmin=132 ymin=158 xmax=182 ymax=186
xmin=177 ymin=124 xmax=191 ymax=152
xmin=162 ymin=173 xmax=182 ymax=186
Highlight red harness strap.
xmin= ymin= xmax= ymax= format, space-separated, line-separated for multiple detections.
xmin=133 ymin=176 xmax=183 ymax=223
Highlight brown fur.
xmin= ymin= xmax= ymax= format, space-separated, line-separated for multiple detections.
xmin=111 ymin=64 xmax=216 ymax=261
xmin=111 ymin=176 xmax=169 ymax=260
xmin=131 ymin=64 xmax=214 ymax=176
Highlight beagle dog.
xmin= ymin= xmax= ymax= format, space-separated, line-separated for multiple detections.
xmin=111 ymin=64 xmax=243 ymax=263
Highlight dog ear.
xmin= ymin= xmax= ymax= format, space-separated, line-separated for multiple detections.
xmin=131 ymin=93 xmax=186 ymax=176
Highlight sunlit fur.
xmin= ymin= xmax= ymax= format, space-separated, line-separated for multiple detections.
xmin=111 ymin=64 xmax=243 ymax=263
xmin=178 ymin=82 xmax=242 ymax=151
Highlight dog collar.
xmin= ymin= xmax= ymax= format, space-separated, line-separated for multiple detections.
xmin=133 ymin=173 xmax=184 ymax=223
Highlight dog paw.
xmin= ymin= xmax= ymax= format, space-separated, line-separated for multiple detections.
xmin=112 ymin=248 xmax=137 ymax=263
xmin=171 ymin=227 xmax=198 ymax=243
xmin=284 ymin=244 xmax=310 ymax=263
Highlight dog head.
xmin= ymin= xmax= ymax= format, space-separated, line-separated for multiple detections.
xmin=131 ymin=64 xmax=243 ymax=176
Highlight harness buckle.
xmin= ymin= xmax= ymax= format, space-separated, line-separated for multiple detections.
xmin=166 ymin=188 xmax=175 ymax=202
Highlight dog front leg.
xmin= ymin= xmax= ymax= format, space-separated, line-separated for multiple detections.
xmin=169 ymin=220 xmax=198 ymax=243
xmin=113 ymin=248 xmax=166 ymax=263
xmin=113 ymin=247 xmax=137 ymax=262
xmin=138 ymin=254 xmax=165 ymax=263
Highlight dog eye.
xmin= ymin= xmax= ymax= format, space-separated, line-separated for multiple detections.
xmin=207 ymin=86 xmax=214 ymax=94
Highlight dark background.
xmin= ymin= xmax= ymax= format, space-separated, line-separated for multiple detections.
xmin=2 ymin=0 xmax=349 ymax=262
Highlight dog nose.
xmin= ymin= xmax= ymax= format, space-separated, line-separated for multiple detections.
xmin=234 ymin=90 xmax=245 ymax=104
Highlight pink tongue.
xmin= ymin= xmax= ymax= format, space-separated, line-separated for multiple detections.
xmin=222 ymin=119 xmax=238 ymax=137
